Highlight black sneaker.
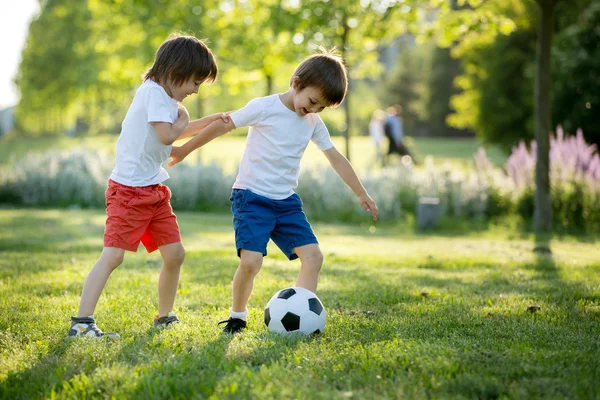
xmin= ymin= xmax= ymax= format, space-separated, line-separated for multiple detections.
xmin=67 ymin=316 xmax=119 ymax=338
xmin=153 ymin=312 xmax=180 ymax=328
xmin=218 ymin=317 xmax=247 ymax=334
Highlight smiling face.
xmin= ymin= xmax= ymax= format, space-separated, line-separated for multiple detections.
xmin=292 ymin=86 xmax=329 ymax=116
xmin=165 ymin=76 xmax=202 ymax=102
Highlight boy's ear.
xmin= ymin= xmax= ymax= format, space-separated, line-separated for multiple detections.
xmin=291 ymin=75 xmax=301 ymax=89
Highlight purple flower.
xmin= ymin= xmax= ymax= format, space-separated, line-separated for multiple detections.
xmin=504 ymin=126 xmax=600 ymax=187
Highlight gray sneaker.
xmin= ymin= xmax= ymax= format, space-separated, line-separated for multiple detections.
xmin=153 ymin=311 xmax=179 ymax=328
xmin=67 ymin=316 xmax=119 ymax=338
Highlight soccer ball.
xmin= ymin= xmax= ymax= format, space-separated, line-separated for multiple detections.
xmin=264 ymin=287 xmax=326 ymax=336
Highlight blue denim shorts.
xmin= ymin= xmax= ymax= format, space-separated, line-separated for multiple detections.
xmin=230 ymin=189 xmax=318 ymax=260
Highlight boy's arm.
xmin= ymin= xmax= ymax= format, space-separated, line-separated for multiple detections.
xmin=323 ymin=146 xmax=379 ymax=220
xmin=176 ymin=111 xmax=233 ymax=141
xmin=168 ymin=118 xmax=237 ymax=166
xmin=152 ymin=104 xmax=190 ymax=145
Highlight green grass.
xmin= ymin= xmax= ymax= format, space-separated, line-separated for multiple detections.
xmin=408 ymin=137 xmax=506 ymax=168
xmin=1 ymin=209 xmax=599 ymax=399
xmin=0 ymin=133 xmax=507 ymax=173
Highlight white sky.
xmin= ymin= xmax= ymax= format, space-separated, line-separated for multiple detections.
xmin=0 ymin=0 xmax=40 ymax=109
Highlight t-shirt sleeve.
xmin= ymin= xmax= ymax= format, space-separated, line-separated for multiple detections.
xmin=147 ymin=88 xmax=174 ymax=123
xmin=311 ymin=117 xmax=334 ymax=151
xmin=230 ymin=98 xmax=264 ymax=128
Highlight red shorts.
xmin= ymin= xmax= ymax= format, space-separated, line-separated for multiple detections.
xmin=104 ymin=179 xmax=181 ymax=253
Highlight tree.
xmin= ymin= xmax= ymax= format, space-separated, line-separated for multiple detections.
xmin=16 ymin=0 xmax=97 ymax=135
xmin=428 ymin=0 xmax=597 ymax=237
xmin=299 ymin=0 xmax=411 ymax=160
xmin=434 ymin=0 xmax=533 ymax=149
xmin=383 ymin=39 xmax=432 ymax=136
xmin=215 ymin=1 xmax=307 ymax=97
xmin=426 ymin=44 xmax=466 ymax=137
xmin=532 ymin=0 xmax=556 ymax=235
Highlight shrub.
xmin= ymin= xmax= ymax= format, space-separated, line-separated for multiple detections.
xmin=502 ymin=126 xmax=600 ymax=232
xmin=2 ymin=147 xmax=507 ymax=225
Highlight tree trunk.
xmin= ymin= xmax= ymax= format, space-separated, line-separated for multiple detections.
xmin=533 ymin=0 xmax=555 ymax=235
xmin=195 ymin=92 xmax=205 ymax=164
xmin=266 ymin=74 xmax=273 ymax=96
xmin=343 ymin=79 xmax=351 ymax=160
xmin=89 ymin=89 xmax=96 ymax=134
xmin=340 ymin=13 xmax=351 ymax=160
xmin=196 ymin=92 xmax=204 ymax=119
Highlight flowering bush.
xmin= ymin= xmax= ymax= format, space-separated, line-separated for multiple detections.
xmin=4 ymin=133 xmax=595 ymax=232
xmin=0 ymin=148 xmax=112 ymax=208
xmin=167 ymin=162 xmax=234 ymax=212
xmin=506 ymin=126 xmax=600 ymax=187
xmin=482 ymin=126 xmax=600 ymax=232
xmin=0 ymin=147 xmax=501 ymax=225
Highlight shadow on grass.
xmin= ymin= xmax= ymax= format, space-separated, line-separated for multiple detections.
xmin=131 ymin=330 xmax=306 ymax=398
xmin=0 ymin=308 xmax=309 ymax=398
xmin=282 ymin=251 xmax=600 ymax=340
xmin=2 ymin=243 xmax=598 ymax=398
xmin=0 ymin=336 xmax=77 ymax=399
xmin=0 ymin=328 xmax=233 ymax=398
xmin=130 ymin=333 xmax=235 ymax=398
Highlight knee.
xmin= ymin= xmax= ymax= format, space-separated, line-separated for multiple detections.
xmin=303 ymin=249 xmax=324 ymax=271
xmin=165 ymin=245 xmax=186 ymax=267
xmin=106 ymin=252 xmax=124 ymax=271
xmin=239 ymin=254 xmax=262 ymax=276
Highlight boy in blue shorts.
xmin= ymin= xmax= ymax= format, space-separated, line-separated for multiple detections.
xmin=169 ymin=48 xmax=378 ymax=334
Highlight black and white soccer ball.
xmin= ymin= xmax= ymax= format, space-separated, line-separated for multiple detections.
xmin=264 ymin=287 xmax=326 ymax=336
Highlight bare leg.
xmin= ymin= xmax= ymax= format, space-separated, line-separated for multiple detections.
xmin=77 ymin=247 xmax=125 ymax=317
xmin=231 ymin=249 xmax=263 ymax=312
xmin=157 ymin=242 xmax=185 ymax=317
xmin=294 ymin=244 xmax=324 ymax=293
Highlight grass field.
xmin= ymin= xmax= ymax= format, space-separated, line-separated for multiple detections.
xmin=1 ymin=209 xmax=599 ymax=399
xmin=0 ymin=133 xmax=507 ymax=174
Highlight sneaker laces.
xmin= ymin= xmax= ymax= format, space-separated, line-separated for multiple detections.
xmin=85 ymin=321 xmax=105 ymax=336
xmin=218 ymin=317 xmax=246 ymax=328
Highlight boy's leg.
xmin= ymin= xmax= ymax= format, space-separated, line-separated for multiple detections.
xmin=221 ymin=189 xmax=273 ymax=333
xmin=232 ymin=249 xmax=264 ymax=312
xmin=77 ymin=247 xmax=125 ymax=317
xmin=293 ymin=244 xmax=324 ymax=293
xmin=157 ymin=242 xmax=185 ymax=318
xmin=219 ymin=249 xmax=263 ymax=333
xmin=270 ymin=193 xmax=321 ymax=291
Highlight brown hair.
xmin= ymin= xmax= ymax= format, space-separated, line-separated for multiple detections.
xmin=143 ymin=34 xmax=218 ymax=86
xmin=290 ymin=47 xmax=347 ymax=107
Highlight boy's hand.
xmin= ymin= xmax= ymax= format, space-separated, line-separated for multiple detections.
xmin=168 ymin=145 xmax=188 ymax=167
xmin=217 ymin=111 xmax=234 ymax=123
xmin=178 ymin=104 xmax=190 ymax=124
xmin=358 ymin=192 xmax=379 ymax=221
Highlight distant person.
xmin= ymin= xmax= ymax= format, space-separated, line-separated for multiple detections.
xmin=67 ymin=34 xmax=230 ymax=338
xmin=369 ymin=109 xmax=386 ymax=166
xmin=169 ymin=48 xmax=379 ymax=334
xmin=384 ymin=104 xmax=416 ymax=164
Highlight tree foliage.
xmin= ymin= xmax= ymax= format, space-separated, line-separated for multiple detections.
xmin=552 ymin=2 xmax=600 ymax=145
xmin=431 ymin=0 xmax=597 ymax=150
xmin=15 ymin=0 xmax=412 ymax=141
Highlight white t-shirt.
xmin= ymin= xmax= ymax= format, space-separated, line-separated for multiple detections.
xmin=369 ymin=119 xmax=384 ymax=145
xmin=110 ymin=79 xmax=178 ymax=186
xmin=230 ymin=94 xmax=334 ymax=200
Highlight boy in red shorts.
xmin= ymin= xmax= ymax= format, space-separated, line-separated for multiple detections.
xmin=68 ymin=34 xmax=229 ymax=337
